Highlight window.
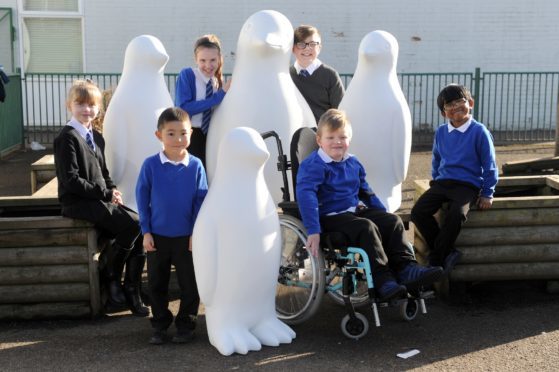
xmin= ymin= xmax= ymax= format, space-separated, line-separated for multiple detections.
xmin=19 ymin=0 xmax=83 ymax=73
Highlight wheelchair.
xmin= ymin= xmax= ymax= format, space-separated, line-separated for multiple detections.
xmin=262 ymin=127 xmax=433 ymax=340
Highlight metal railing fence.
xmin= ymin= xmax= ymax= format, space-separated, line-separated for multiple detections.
xmin=19 ymin=69 xmax=559 ymax=147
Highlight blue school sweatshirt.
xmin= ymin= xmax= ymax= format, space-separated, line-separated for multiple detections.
xmin=432 ymin=119 xmax=498 ymax=198
xmin=136 ymin=153 xmax=208 ymax=237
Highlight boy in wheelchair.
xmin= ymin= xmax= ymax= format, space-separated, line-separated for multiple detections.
xmin=296 ymin=109 xmax=443 ymax=301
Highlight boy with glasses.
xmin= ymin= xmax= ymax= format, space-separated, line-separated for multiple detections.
xmin=290 ymin=25 xmax=345 ymax=123
xmin=411 ymin=84 xmax=498 ymax=275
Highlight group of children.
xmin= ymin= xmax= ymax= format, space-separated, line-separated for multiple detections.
xmin=53 ymin=25 xmax=498 ymax=345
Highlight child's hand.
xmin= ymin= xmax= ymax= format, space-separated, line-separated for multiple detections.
xmin=143 ymin=233 xmax=156 ymax=252
xmin=306 ymin=233 xmax=320 ymax=257
xmin=188 ymin=238 xmax=193 ymax=252
xmin=111 ymin=189 xmax=123 ymax=205
xmin=223 ymin=79 xmax=232 ymax=92
xmin=477 ymin=196 xmax=493 ymax=210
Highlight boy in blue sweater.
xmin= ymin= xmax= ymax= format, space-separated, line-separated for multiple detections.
xmin=411 ymin=84 xmax=498 ymax=274
xmin=297 ymin=109 xmax=443 ymax=301
xmin=136 ymin=107 xmax=208 ymax=345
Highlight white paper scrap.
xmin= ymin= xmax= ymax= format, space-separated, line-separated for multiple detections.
xmin=397 ymin=349 xmax=420 ymax=359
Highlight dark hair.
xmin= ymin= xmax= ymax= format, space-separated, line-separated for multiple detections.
xmin=437 ymin=84 xmax=472 ymax=113
xmin=294 ymin=25 xmax=321 ymax=44
xmin=157 ymin=107 xmax=191 ymax=131
xmin=194 ymin=34 xmax=224 ymax=88
xmin=317 ymin=108 xmax=352 ymax=138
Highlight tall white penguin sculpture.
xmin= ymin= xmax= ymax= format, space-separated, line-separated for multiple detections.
xmin=193 ymin=127 xmax=296 ymax=356
xmin=339 ymin=30 xmax=411 ymax=212
xmin=103 ymin=35 xmax=173 ymax=210
xmin=205 ymin=10 xmax=315 ymax=204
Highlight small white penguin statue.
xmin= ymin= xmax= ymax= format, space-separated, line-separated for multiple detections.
xmin=193 ymin=127 xmax=296 ymax=356
xmin=339 ymin=30 xmax=412 ymax=212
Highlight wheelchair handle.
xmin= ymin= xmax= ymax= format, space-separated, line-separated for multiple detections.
xmin=261 ymin=130 xmax=292 ymax=203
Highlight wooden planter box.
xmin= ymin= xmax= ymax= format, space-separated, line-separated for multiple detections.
xmin=414 ymin=175 xmax=559 ymax=285
xmin=0 ymin=199 xmax=103 ymax=319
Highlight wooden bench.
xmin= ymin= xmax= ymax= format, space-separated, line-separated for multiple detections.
xmin=30 ymin=154 xmax=56 ymax=194
xmin=413 ymin=176 xmax=559 ymax=294
xmin=0 ymin=192 xmax=106 ymax=319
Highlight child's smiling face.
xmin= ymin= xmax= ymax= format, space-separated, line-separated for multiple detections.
xmin=292 ymin=35 xmax=321 ymax=68
xmin=443 ymin=97 xmax=474 ymax=127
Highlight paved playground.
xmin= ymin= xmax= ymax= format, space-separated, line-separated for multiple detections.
xmin=1 ymin=143 xmax=559 ymax=371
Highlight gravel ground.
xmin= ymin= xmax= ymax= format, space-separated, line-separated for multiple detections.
xmin=1 ymin=142 xmax=558 ymax=371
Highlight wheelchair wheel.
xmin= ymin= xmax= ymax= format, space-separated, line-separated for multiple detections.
xmin=326 ymin=263 xmax=370 ymax=309
xmin=399 ymin=298 xmax=419 ymax=321
xmin=340 ymin=312 xmax=369 ymax=340
xmin=276 ymin=214 xmax=326 ymax=325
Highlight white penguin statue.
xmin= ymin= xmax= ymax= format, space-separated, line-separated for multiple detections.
xmin=193 ymin=127 xmax=296 ymax=356
xmin=339 ymin=30 xmax=411 ymax=212
xmin=103 ymin=35 xmax=173 ymax=210
xmin=205 ymin=10 xmax=315 ymax=204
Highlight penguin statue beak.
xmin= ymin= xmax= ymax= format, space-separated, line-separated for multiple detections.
xmin=264 ymin=34 xmax=284 ymax=49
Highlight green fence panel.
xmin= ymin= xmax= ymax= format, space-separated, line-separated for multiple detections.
xmin=0 ymin=74 xmax=23 ymax=156
xmin=19 ymin=70 xmax=559 ymax=147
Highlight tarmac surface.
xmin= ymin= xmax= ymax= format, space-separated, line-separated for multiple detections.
xmin=1 ymin=142 xmax=559 ymax=371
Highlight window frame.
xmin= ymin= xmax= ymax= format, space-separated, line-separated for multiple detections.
xmin=17 ymin=0 xmax=85 ymax=76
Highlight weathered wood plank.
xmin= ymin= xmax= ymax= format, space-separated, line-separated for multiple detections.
xmin=463 ymin=207 xmax=559 ymax=227
xmin=451 ymin=262 xmax=559 ymax=281
xmin=502 ymin=156 xmax=559 ymax=175
xmin=0 ymin=246 xmax=88 ymax=266
xmin=0 ymin=195 xmax=60 ymax=209
xmin=459 ymin=244 xmax=559 ymax=263
xmin=0 ymin=265 xmax=89 ymax=284
xmin=0 ymin=283 xmax=90 ymax=303
xmin=0 ymin=302 xmax=91 ymax=320
xmin=0 ymin=228 xmax=89 ymax=247
xmin=456 ymin=225 xmax=559 ymax=246
xmin=32 ymin=177 xmax=58 ymax=197
xmin=0 ymin=216 xmax=92 ymax=230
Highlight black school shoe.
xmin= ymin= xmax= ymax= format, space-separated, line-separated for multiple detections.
xmin=149 ymin=330 xmax=167 ymax=345
xmin=397 ymin=262 xmax=444 ymax=291
xmin=172 ymin=329 xmax=195 ymax=344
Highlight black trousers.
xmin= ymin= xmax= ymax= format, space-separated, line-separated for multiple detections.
xmin=411 ymin=180 xmax=479 ymax=266
xmin=62 ymin=200 xmax=140 ymax=249
xmin=189 ymin=127 xmax=207 ymax=167
xmin=147 ymin=234 xmax=199 ymax=332
xmin=320 ymin=208 xmax=415 ymax=281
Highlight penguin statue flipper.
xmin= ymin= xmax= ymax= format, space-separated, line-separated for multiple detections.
xmin=103 ymin=105 xmax=128 ymax=185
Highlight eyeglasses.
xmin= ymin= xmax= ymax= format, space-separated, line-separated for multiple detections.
xmin=295 ymin=41 xmax=320 ymax=49
xmin=443 ymin=98 xmax=468 ymax=110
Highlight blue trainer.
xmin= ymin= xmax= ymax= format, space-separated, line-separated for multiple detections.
xmin=443 ymin=250 xmax=463 ymax=275
xmin=376 ymin=279 xmax=407 ymax=301
xmin=397 ymin=263 xmax=443 ymax=291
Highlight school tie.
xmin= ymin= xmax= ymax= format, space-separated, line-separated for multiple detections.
xmin=299 ymin=69 xmax=310 ymax=78
xmin=201 ymin=79 xmax=213 ymax=135
xmin=85 ymin=131 xmax=95 ymax=151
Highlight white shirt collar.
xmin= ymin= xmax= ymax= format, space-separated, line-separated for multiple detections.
xmin=294 ymin=59 xmax=322 ymax=75
xmin=447 ymin=116 xmax=473 ymax=133
xmin=317 ymin=148 xmax=351 ymax=163
xmin=159 ymin=151 xmax=190 ymax=166
xmin=67 ymin=117 xmax=92 ymax=138
xmin=194 ymin=67 xmax=213 ymax=85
